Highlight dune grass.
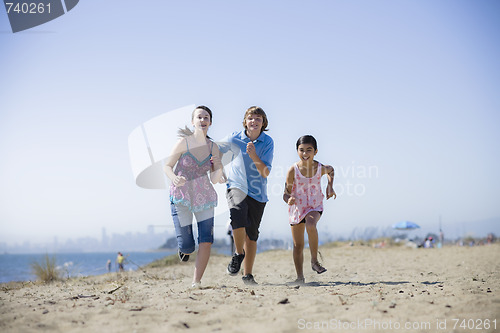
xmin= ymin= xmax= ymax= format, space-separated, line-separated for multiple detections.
xmin=30 ymin=254 xmax=61 ymax=283
xmin=146 ymin=253 xmax=184 ymax=268
xmin=145 ymin=250 xmax=228 ymax=269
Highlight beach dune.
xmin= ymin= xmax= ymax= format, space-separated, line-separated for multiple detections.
xmin=1 ymin=244 xmax=499 ymax=332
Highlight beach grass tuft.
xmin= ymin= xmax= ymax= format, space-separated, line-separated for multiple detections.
xmin=145 ymin=250 xmax=227 ymax=269
xmin=146 ymin=254 xmax=184 ymax=268
xmin=30 ymin=254 xmax=61 ymax=283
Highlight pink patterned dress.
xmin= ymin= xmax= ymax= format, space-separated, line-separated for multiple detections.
xmin=289 ymin=162 xmax=324 ymax=224
xmin=170 ymin=141 xmax=217 ymax=212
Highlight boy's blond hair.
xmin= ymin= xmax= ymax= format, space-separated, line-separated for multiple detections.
xmin=242 ymin=106 xmax=269 ymax=133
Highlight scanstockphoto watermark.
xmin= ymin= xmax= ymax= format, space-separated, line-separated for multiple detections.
xmin=3 ymin=0 xmax=79 ymax=33
xmin=298 ymin=318 xmax=432 ymax=331
xmin=267 ymin=162 xmax=379 ymax=198
xmin=297 ymin=318 xmax=498 ymax=331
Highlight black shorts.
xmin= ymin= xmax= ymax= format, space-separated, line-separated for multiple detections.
xmin=291 ymin=211 xmax=323 ymax=226
xmin=226 ymin=188 xmax=266 ymax=241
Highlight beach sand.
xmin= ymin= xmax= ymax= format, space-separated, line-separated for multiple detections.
xmin=1 ymin=243 xmax=499 ymax=333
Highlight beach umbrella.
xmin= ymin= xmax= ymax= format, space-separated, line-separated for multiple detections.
xmin=392 ymin=221 xmax=420 ymax=230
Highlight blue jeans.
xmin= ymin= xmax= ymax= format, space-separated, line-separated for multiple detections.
xmin=171 ymin=203 xmax=214 ymax=254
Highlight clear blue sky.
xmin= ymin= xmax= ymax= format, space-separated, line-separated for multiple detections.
xmin=1 ymin=0 xmax=499 ymax=247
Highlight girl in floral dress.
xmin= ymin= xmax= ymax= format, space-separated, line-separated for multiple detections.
xmin=283 ymin=135 xmax=336 ymax=284
xmin=164 ymin=106 xmax=225 ymax=288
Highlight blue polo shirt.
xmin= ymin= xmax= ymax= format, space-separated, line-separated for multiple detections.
xmin=220 ymin=130 xmax=274 ymax=202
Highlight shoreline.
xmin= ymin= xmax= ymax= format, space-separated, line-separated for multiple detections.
xmin=0 ymin=251 xmax=175 ymax=285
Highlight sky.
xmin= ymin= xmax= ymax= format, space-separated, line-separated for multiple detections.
xmin=1 ymin=0 xmax=499 ymax=248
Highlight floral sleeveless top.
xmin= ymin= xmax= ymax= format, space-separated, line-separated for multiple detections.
xmin=170 ymin=139 xmax=217 ymax=212
xmin=289 ymin=162 xmax=324 ymax=224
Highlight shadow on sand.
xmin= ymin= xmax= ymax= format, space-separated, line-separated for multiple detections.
xmin=263 ymin=280 xmax=444 ymax=287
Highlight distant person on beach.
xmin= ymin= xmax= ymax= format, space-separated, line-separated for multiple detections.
xmin=283 ymin=135 xmax=336 ymax=284
xmin=424 ymin=237 xmax=434 ymax=248
xmin=219 ymin=106 xmax=274 ymax=285
xmin=164 ymin=105 xmax=225 ymax=288
xmin=116 ymin=252 xmax=125 ymax=272
xmin=486 ymin=233 xmax=494 ymax=244
xmin=438 ymin=229 xmax=444 ymax=248
xmin=106 ymin=259 xmax=112 ymax=272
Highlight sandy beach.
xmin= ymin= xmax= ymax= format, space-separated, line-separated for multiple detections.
xmin=1 ymin=243 xmax=499 ymax=333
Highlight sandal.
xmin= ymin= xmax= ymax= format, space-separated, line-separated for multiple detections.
xmin=312 ymin=261 xmax=327 ymax=274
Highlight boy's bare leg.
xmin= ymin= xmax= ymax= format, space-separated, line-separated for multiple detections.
xmin=243 ymin=236 xmax=257 ymax=275
xmin=232 ymin=227 xmax=246 ymax=254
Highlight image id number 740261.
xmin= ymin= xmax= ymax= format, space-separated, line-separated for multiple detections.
xmin=5 ymin=2 xmax=52 ymax=14
xmin=452 ymin=319 xmax=497 ymax=330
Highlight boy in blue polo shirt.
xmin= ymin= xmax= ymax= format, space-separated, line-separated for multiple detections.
xmin=220 ymin=106 xmax=274 ymax=285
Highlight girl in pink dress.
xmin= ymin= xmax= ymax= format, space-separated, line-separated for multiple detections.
xmin=164 ymin=106 xmax=225 ymax=288
xmin=283 ymin=135 xmax=336 ymax=284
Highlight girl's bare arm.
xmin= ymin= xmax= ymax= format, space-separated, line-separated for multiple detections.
xmin=283 ymin=166 xmax=295 ymax=205
xmin=209 ymin=144 xmax=226 ymax=184
xmin=164 ymin=139 xmax=186 ymax=186
xmin=322 ymin=164 xmax=336 ymax=199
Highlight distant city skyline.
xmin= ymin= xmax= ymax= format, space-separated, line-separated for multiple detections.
xmin=0 ymin=226 xmax=175 ymax=254
xmin=1 ymin=216 xmax=497 ymax=254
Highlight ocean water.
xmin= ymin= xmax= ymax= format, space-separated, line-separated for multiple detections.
xmin=0 ymin=251 xmax=174 ymax=283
